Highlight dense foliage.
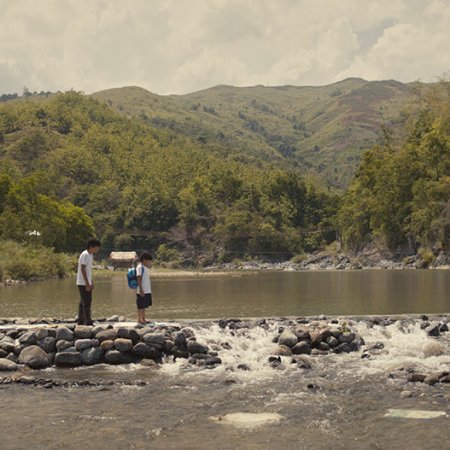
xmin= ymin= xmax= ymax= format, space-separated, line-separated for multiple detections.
xmin=337 ymin=80 xmax=450 ymax=253
xmin=0 ymin=92 xmax=337 ymax=262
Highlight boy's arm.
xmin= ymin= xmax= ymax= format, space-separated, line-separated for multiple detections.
xmin=81 ymin=264 xmax=92 ymax=291
xmin=137 ymin=267 xmax=144 ymax=297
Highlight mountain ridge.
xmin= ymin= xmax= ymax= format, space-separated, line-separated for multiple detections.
xmin=92 ymin=78 xmax=421 ymax=188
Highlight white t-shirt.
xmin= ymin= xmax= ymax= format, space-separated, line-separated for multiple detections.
xmin=76 ymin=250 xmax=93 ymax=285
xmin=136 ymin=263 xmax=151 ymax=294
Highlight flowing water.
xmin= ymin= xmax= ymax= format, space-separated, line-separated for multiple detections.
xmin=1 ymin=271 xmax=449 ymax=449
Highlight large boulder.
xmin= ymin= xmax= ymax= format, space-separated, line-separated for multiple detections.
xmin=100 ymin=340 xmax=114 ymax=351
xmin=425 ymin=322 xmax=441 ymax=337
xmin=0 ymin=337 xmax=15 ymax=353
xmin=55 ymin=351 xmax=82 ymax=366
xmin=174 ymin=332 xmax=187 ymax=349
xmin=132 ymin=342 xmax=161 ymax=360
xmin=38 ymin=337 xmax=56 ymax=353
xmin=0 ymin=358 xmax=18 ymax=371
xmin=143 ymin=333 xmax=166 ymax=349
xmin=18 ymin=331 xmax=38 ymax=346
xmin=56 ymin=326 xmax=74 ymax=342
xmin=74 ymin=325 xmax=94 ymax=339
xmin=292 ymin=341 xmax=311 ymax=355
xmin=116 ymin=328 xmax=140 ymax=342
xmin=18 ymin=345 xmax=50 ymax=369
xmin=96 ymin=329 xmax=117 ymax=342
xmin=104 ymin=350 xmax=124 ymax=364
xmin=114 ymin=338 xmax=133 ymax=352
xmin=81 ymin=347 xmax=103 ymax=365
xmin=56 ymin=340 xmax=73 ymax=351
xmin=75 ymin=339 xmax=98 ymax=352
xmin=278 ymin=329 xmax=298 ymax=347
xmin=187 ymin=340 xmax=209 ymax=355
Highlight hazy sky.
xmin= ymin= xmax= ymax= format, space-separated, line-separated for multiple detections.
xmin=1 ymin=0 xmax=449 ymax=95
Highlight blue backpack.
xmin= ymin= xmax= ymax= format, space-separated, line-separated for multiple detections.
xmin=127 ymin=265 xmax=144 ymax=289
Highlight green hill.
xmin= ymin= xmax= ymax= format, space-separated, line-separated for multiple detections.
xmin=92 ymin=78 xmax=420 ymax=188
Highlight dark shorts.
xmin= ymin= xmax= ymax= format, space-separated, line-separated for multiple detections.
xmin=136 ymin=293 xmax=152 ymax=310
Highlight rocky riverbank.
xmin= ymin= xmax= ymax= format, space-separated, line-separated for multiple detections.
xmin=208 ymin=250 xmax=450 ymax=271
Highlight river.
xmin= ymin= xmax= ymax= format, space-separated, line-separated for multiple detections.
xmin=0 ymin=270 xmax=449 ymax=449
xmin=1 ymin=269 xmax=449 ymax=319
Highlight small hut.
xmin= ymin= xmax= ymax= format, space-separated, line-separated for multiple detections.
xmin=109 ymin=251 xmax=138 ymax=270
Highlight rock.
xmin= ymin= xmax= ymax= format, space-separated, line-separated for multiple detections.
xmin=140 ymin=359 xmax=159 ymax=368
xmin=318 ymin=342 xmax=330 ymax=351
xmin=55 ymin=340 xmax=73 ymax=351
xmin=75 ymin=339 xmax=96 ymax=352
xmin=55 ymin=352 xmax=82 ymax=366
xmin=0 ymin=337 xmax=15 ymax=353
xmin=174 ymin=332 xmax=187 ymax=349
xmin=0 ymin=349 xmax=7 ymax=358
xmin=95 ymin=329 xmax=117 ymax=342
xmin=325 ymin=336 xmax=339 ymax=348
xmin=338 ymin=332 xmax=356 ymax=343
xmin=104 ymin=350 xmax=137 ymax=364
xmin=171 ymin=347 xmax=189 ymax=359
xmin=0 ymin=358 xmax=18 ymax=371
xmin=92 ymin=325 xmax=106 ymax=335
xmin=440 ymin=322 xmax=449 ymax=333
xmin=276 ymin=345 xmax=293 ymax=356
xmin=400 ymin=390 xmax=412 ymax=398
xmin=292 ymin=341 xmax=311 ymax=355
xmin=116 ymin=328 xmax=140 ymax=342
xmin=278 ymin=329 xmax=298 ymax=347
xmin=293 ymin=326 xmax=310 ymax=341
xmin=407 ymin=373 xmax=427 ymax=383
xmin=74 ymin=325 xmax=94 ymax=339
xmin=114 ymin=338 xmax=133 ymax=352
xmin=237 ymin=363 xmax=251 ymax=371
xmin=56 ymin=326 xmax=74 ymax=342
xmin=337 ymin=342 xmax=356 ymax=353
xmin=425 ymin=322 xmax=441 ymax=337
xmin=132 ymin=342 xmax=156 ymax=358
xmin=294 ymin=355 xmax=313 ymax=369
xmin=424 ymin=373 xmax=442 ymax=385
xmin=143 ymin=333 xmax=166 ymax=349
xmin=439 ymin=374 xmax=450 ymax=383
xmin=107 ymin=315 xmax=120 ymax=322
xmin=38 ymin=337 xmax=56 ymax=353
xmin=18 ymin=331 xmax=38 ymax=345
xmin=81 ymin=347 xmax=103 ymax=365
xmin=17 ymin=345 xmax=50 ymax=369
xmin=58 ymin=346 xmax=77 ymax=353
xmin=100 ymin=340 xmax=114 ymax=351
xmin=309 ymin=329 xmax=323 ymax=345
xmin=35 ymin=329 xmax=49 ymax=341
xmin=187 ymin=341 xmax=209 ymax=355
xmin=163 ymin=340 xmax=175 ymax=354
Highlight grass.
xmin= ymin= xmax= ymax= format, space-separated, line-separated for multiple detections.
xmin=0 ymin=240 xmax=77 ymax=282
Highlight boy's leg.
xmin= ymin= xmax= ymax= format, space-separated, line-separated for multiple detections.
xmin=77 ymin=286 xmax=90 ymax=325
xmin=85 ymin=291 xmax=93 ymax=325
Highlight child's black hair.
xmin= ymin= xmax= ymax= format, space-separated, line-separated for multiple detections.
xmin=139 ymin=251 xmax=153 ymax=262
xmin=87 ymin=238 xmax=101 ymax=249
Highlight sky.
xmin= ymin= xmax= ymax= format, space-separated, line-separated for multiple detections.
xmin=0 ymin=0 xmax=449 ymax=95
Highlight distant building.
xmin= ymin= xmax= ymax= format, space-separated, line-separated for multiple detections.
xmin=109 ymin=251 xmax=138 ymax=270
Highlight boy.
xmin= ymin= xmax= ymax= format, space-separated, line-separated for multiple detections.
xmin=76 ymin=238 xmax=101 ymax=325
xmin=136 ymin=251 xmax=153 ymax=325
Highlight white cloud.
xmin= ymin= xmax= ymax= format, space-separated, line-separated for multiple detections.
xmin=0 ymin=0 xmax=448 ymax=95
